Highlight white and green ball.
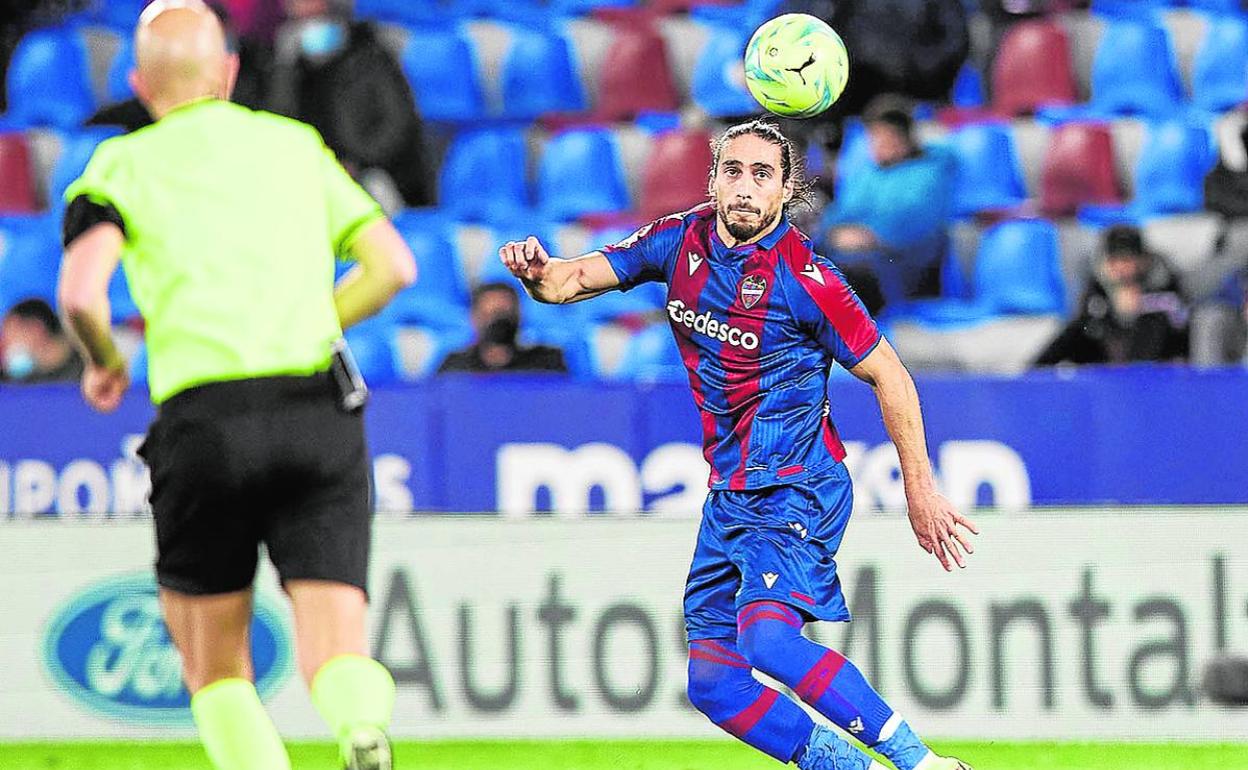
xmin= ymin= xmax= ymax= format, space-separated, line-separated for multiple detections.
xmin=744 ymin=13 xmax=850 ymax=119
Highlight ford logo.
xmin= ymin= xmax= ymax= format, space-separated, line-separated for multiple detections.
xmin=42 ymin=572 xmax=292 ymax=723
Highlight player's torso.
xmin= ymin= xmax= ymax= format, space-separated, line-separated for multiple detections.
xmin=663 ymin=215 xmax=836 ymax=487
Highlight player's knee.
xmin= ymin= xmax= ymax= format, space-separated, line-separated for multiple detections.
xmin=685 ymin=662 xmax=721 ymax=717
xmin=737 ymin=611 xmax=803 ymax=677
xmin=686 ymin=644 xmax=745 ymax=718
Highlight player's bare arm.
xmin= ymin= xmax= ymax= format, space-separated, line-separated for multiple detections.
xmin=499 ymin=236 xmax=621 ymax=304
xmin=58 ymin=222 xmax=129 ymax=413
xmin=334 ymin=218 xmax=417 ymax=330
xmin=850 ymin=338 xmax=979 ymax=571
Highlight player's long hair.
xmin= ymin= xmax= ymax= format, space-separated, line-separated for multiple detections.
xmin=708 ymin=120 xmax=816 ymax=212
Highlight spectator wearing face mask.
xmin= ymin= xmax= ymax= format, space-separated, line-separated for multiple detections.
xmin=269 ymin=0 xmax=435 ymax=208
xmin=1034 ymin=225 xmax=1190 ymax=367
xmin=438 ymin=283 xmax=567 ymax=374
xmin=0 ymin=299 xmax=84 ymax=384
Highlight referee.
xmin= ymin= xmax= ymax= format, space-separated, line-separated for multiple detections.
xmin=56 ymin=3 xmax=415 ymax=770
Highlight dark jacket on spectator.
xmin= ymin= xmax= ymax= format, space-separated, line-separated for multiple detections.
xmin=438 ymin=344 xmax=567 ymax=375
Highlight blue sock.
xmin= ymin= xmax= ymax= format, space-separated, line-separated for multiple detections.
xmin=797 ymin=724 xmax=873 ymax=770
xmin=737 ymin=602 xmax=932 ymax=770
xmin=687 ymin=638 xmax=814 ymax=763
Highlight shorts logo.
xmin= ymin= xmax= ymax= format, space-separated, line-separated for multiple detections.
xmin=789 ymin=522 xmax=809 ymax=539
xmin=740 ymin=274 xmax=767 ymax=309
xmin=666 ymin=300 xmax=760 ymax=350
xmin=42 ymin=572 xmax=292 ymax=724
xmin=849 ymin=716 xmax=865 ymax=734
xmin=762 ymin=572 xmax=780 ymax=589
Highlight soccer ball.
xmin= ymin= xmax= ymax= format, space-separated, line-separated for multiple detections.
xmin=744 ymin=13 xmax=849 ymax=119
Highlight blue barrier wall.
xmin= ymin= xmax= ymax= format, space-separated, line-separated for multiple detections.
xmin=1 ymin=366 xmax=1245 ymax=515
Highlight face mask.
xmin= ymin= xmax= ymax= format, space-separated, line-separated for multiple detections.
xmin=300 ymin=19 xmax=346 ymax=60
xmin=481 ymin=316 xmax=519 ymax=347
xmin=3 ymin=346 xmax=35 ymax=380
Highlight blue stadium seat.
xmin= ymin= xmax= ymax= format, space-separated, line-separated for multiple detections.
xmin=536 ymin=128 xmax=630 ymax=221
xmin=3 ymin=26 xmax=96 ymax=130
xmin=951 ymin=63 xmax=986 ymax=108
xmin=0 ymin=215 xmax=60 ymax=312
xmin=894 ymin=219 xmax=1065 ymax=326
xmin=549 ymin=0 xmax=637 ymax=14
xmin=106 ymin=36 xmax=136 ymax=104
xmin=83 ymin=0 xmax=148 ymax=30
xmin=1188 ymin=0 xmax=1245 ymax=14
xmin=946 ymin=123 xmax=1028 ymax=217
xmin=1131 ymin=121 xmax=1216 ymax=215
xmin=691 ymin=25 xmax=758 ymax=118
xmin=1192 ymin=15 xmax=1248 ymax=113
xmin=387 ymin=218 xmax=470 ymax=330
xmin=690 ymin=0 xmax=783 ymax=30
xmin=354 ymin=0 xmax=443 ymax=25
xmin=1090 ymin=0 xmax=1172 ymax=17
xmin=500 ymin=28 xmax=585 ymax=120
xmin=834 ymin=119 xmax=875 ymax=196
xmin=974 ymin=219 xmax=1066 ymax=316
xmin=343 ymin=315 xmax=400 ymax=386
xmin=1089 ymin=19 xmax=1184 ymax=116
xmin=48 ymin=128 xmax=123 ymax=212
xmin=439 ymin=128 xmax=530 ymax=223
xmin=613 ymin=323 xmax=686 ymax=383
xmin=400 ymin=27 xmax=487 ymax=123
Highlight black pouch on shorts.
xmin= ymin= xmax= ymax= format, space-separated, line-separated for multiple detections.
xmin=328 ymin=337 xmax=369 ymax=413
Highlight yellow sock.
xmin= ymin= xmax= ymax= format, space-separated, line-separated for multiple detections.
xmin=190 ymin=678 xmax=291 ymax=770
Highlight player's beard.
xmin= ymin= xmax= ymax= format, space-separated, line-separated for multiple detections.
xmin=718 ymin=201 xmax=778 ymax=244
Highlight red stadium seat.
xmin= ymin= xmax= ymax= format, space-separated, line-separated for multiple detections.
xmin=639 ymin=128 xmax=713 ymax=221
xmin=594 ymin=24 xmax=681 ymax=121
xmin=1039 ymin=123 xmax=1122 ymax=217
xmin=0 ymin=133 xmax=37 ymax=214
xmin=992 ymin=20 xmax=1078 ymax=118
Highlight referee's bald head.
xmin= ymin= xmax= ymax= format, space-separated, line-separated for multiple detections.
xmin=131 ymin=0 xmax=239 ymax=119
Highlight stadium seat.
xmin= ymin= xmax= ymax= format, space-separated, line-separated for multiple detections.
xmin=1039 ymin=123 xmax=1122 ymax=217
xmin=690 ymin=24 xmax=757 ymax=118
xmin=974 ymin=219 xmax=1066 ymax=316
xmin=689 ymin=0 xmax=783 ymax=31
xmin=438 ymin=128 xmax=530 ymax=223
xmin=83 ymin=0 xmax=148 ymax=30
xmin=834 ymin=119 xmax=875 ymax=195
xmin=1090 ymin=0 xmax=1172 ymax=17
xmin=400 ymin=27 xmax=487 ymax=123
xmin=106 ymin=36 xmax=136 ymax=104
xmin=0 ymin=134 xmax=37 ymax=214
xmin=0 ymin=216 xmax=60 ymax=312
xmin=613 ymin=322 xmax=686 ymax=383
xmin=991 ymin=20 xmax=1078 ymax=117
xmin=344 ymin=316 xmax=400 ymax=386
xmin=594 ymin=24 xmax=681 ymax=121
xmin=47 ymin=128 xmax=123 ymax=212
xmin=1192 ymin=15 xmax=1248 ymax=114
xmin=3 ymin=26 xmax=96 ymax=130
xmin=550 ymin=0 xmax=637 ymax=14
xmin=387 ymin=218 xmax=471 ymax=330
xmin=1088 ymin=19 xmax=1184 ymax=117
xmin=1188 ymin=0 xmax=1245 ymax=13
xmin=951 ymin=64 xmax=985 ymax=109
xmin=638 ymin=128 xmax=713 ymax=222
xmin=355 ymin=0 xmax=443 ymax=25
xmin=537 ymin=128 xmax=630 ymax=221
xmin=500 ymin=28 xmax=585 ymax=121
xmin=1130 ymin=121 xmax=1216 ymax=216
xmin=946 ymin=123 xmax=1028 ymax=217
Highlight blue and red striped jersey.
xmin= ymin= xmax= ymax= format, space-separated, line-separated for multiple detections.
xmin=602 ymin=203 xmax=881 ymax=490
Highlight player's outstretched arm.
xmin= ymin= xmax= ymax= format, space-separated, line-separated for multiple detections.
xmin=850 ymin=338 xmax=979 ymax=571
xmin=499 ymin=236 xmax=621 ymax=304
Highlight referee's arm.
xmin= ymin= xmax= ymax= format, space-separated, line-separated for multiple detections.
xmin=58 ymin=220 xmax=128 ymax=412
xmin=333 ymin=218 xmax=417 ymax=330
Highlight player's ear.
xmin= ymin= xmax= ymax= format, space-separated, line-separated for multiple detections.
xmin=221 ymin=53 xmax=240 ymax=100
xmin=129 ymin=69 xmax=152 ymax=108
xmin=782 ymin=176 xmax=795 ymax=204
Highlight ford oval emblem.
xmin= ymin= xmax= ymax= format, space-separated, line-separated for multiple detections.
xmin=42 ymin=572 xmax=292 ymax=723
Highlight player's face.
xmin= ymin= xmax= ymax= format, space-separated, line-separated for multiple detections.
xmin=712 ymin=134 xmax=794 ymax=245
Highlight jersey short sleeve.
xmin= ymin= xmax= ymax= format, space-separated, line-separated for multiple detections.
xmin=319 ymin=140 xmax=384 ymax=256
xmin=789 ymin=255 xmax=882 ymax=369
xmin=63 ymin=138 xmax=133 ymax=235
xmin=599 ymin=215 xmax=685 ymax=291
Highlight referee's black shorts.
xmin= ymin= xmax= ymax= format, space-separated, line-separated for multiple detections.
xmin=138 ymin=371 xmax=372 ymax=596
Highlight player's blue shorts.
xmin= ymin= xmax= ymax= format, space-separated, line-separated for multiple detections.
xmin=684 ymin=463 xmax=854 ymax=641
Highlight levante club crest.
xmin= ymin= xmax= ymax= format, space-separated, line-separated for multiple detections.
xmin=740 ymin=274 xmax=767 ymax=309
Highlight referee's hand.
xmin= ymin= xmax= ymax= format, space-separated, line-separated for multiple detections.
xmin=499 ymin=236 xmax=550 ymax=283
xmin=82 ymin=361 xmax=129 ymax=413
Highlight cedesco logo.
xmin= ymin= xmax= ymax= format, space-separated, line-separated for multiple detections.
xmin=666 ymin=299 xmax=760 ymax=350
xmin=42 ymin=572 xmax=292 ymax=723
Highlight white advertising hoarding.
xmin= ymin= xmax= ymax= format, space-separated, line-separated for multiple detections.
xmin=2 ymin=510 xmax=1246 ymax=740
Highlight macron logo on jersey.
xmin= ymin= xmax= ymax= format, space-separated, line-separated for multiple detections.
xmin=687 ymin=252 xmax=705 ymax=276
xmin=666 ymin=299 xmax=760 ymax=350
xmin=800 ymin=264 xmax=826 ymax=285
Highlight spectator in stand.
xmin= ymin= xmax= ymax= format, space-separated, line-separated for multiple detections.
xmin=818 ymin=95 xmax=955 ymax=313
xmin=438 ymin=283 xmax=567 ymax=374
xmin=0 ymin=299 xmax=84 ymax=384
xmin=269 ymin=0 xmax=434 ymax=207
xmin=1035 ymin=225 xmax=1190 ymax=367
xmin=1204 ymin=122 xmax=1248 ymax=220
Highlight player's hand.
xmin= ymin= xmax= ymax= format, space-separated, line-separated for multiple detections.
xmin=82 ymin=360 xmax=129 ymax=413
xmin=499 ymin=236 xmax=550 ymax=284
xmin=906 ymin=489 xmax=978 ymax=571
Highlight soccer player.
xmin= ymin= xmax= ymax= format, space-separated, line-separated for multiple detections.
xmin=500 ymin=120 xmax=978 ymax=770
xmin=56 ymin=3 xmax=414 ymax=769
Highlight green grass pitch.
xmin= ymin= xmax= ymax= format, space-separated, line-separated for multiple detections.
xmin=5 ymin=740 xmax=1247 ymax=770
